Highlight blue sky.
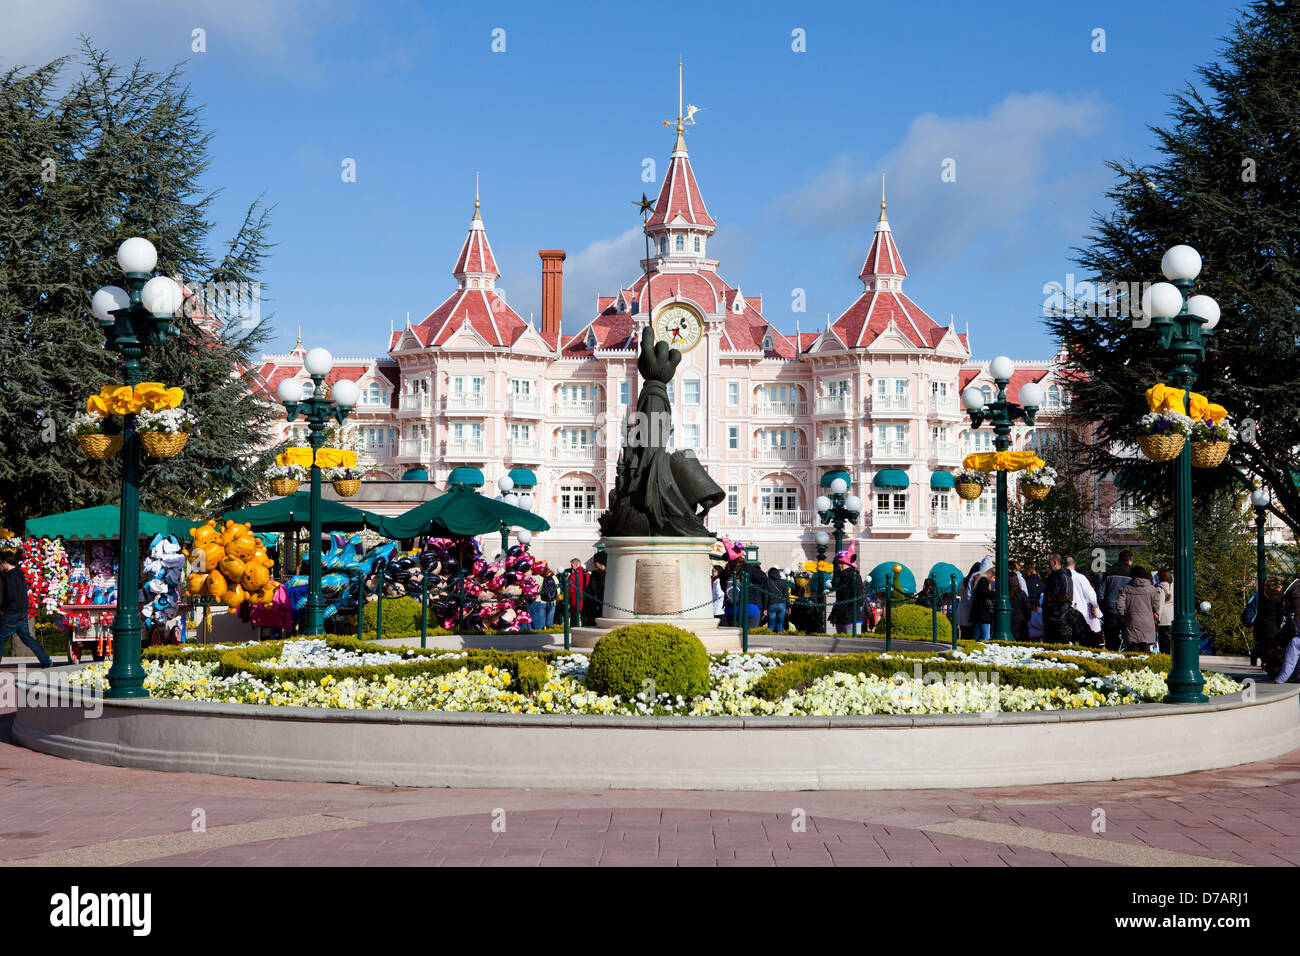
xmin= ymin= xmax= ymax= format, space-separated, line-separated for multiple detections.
xmin=6 ymin=0 xmax=1244 ymax=361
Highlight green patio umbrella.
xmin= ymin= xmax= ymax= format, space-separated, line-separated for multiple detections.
xmin=222 ymin=493 xmax=389 ymax=533
xmin=379 ymin=487 xmax=550 ymax=539
xmin=25 ymin=505 xmax=194 ymax=541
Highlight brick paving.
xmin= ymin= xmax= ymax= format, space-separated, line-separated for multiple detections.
xmin=3 ymin=705 xmax=1299 ymax=866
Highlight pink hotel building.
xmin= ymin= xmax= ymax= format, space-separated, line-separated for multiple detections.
xmin=253 ymin=126 xmax=1130 ymax=572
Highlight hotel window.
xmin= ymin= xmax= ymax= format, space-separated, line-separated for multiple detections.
xmin=558 ymin=383 xmax=592 ymax=406
xmin=451 ymin=375 xmax=483 ymax=398
xmin=675 ymin=234 xmax=685 ymax=252
xmin=684 ymin=380 xmax=700 ymax=405
xmin=930 ymin=425 xmax=950 ymax=445
xmin=667 ymin=381 xmax=675 ymax=404
xmin=760 ymin=486 xmax=798 ymax=514
xmin=451 ymin=421 xmax=482 ymax=442
xmin=726 ymin=381 xmax=740 ymax=407
xmin=961 ymin=429 xmax=993 ymax=452
xmin=1046 ymin=385 xmax=1063 ymax=408
xmin=931 ymin=380 xmax=951 ymax=398
xmin=559 ymin=484 xmax=599 ymax=514
xmin=931 ymin=493 xmax=951 ymax=514
xmin=727 ymin=426 xmax=739 ymax=450
xmin=681 ymin=424 xmax=700 ymax=448
xmin=876 ymin=492 xmax=907 ymax=514
xmin=980 ymin=385 xmax=994 ymax=403
xmin=693 ymin=236 xmax=701 ymax=253
xmin=509 ymin=378 xmax=534 ymax=401
xmin=659 ymin=236 xmax=667 ymax=255
xmin=509 ymin=423 xmax=532 ymax=444
xmin=761 ymin=428 xmax=797 ymax=448
xmin=875 ymin=424 xmax=907 ymax=448
xmin=561 ymin=428 xmax=592 ymax=450
xmin=727 ymin=484 xmax=739 ymax=517
xmin=824 ymin=379 xmax=850 ymax=397
xmin=619 ymin=381 xmax=630 ymax=406
xmin=365 ymin=383 xmax=385 ymax=405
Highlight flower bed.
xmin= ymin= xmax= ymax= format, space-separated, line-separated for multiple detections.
xmin=67 ymin=639 xmax=1243 ymax=717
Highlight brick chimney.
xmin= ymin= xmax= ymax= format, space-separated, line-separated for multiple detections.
xmin=538 ymin=249 xmax=565 ymax=341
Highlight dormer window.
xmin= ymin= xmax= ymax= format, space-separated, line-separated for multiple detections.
xmin=675 ymin=235 xmax=685 ymax=252
xmin=694 ymin=236 xmax=701 ymax=253
xmin=762 ymin=334 xmax=774 ymax=351
xmin=586 ymin=329 xmax=597 ymax=350
xmin=658 ymin=236 xmax=668 ymax=255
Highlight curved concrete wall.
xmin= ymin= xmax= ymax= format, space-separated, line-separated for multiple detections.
xmin=13 ymin=681 xmax=1299 ymax=791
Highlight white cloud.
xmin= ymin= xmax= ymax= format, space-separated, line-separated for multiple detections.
xmin=778 ymin=91 xmax=1111 ymax=266
xmin=560 ymin=226 xmax=645 ymax=329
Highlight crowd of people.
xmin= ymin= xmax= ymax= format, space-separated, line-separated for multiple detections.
xmin=1249 ymin=575 xmax=1300 ymax=684
xmin=952 ymin=549 xmax=1176 ymax=654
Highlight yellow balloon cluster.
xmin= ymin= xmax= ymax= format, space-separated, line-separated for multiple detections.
xmin=276 ymin=447 xmax=358 ymax=468
xmin=962 ymin=451 xmax=1046 ymax=473
xmin=1145 ymin=383 xmax=1227 ymax=423
xmin=186 ymin=520 xmax=276 ymax=609
xmin=87 ymin=382 xmax=184 ymax=417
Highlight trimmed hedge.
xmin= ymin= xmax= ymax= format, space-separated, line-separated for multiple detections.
xmin=884 ymin=604 xmax=952 ymax=642
xmin=586 ymin=624 xmax=710 ymax=700
xmin=361 ymin=597 xmax=422 ymax=636
xmin=515 ymin=656 xmax=548 ymax=695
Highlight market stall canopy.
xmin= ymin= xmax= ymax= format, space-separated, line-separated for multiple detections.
xmin=223 ymin=493 xmax=389 ymax=533
xmin=820 ymin=469 xmax=852 ymax=488
xmin=25 ymin=505 xmax=193 ymax=541
xmin=927 ymin=561 xmax=964 ymax=590
xmin=873 ymin=469 xmax=910 ymax=489
xmin=929 ymin=471 xmax=956 ymax=490
xmin=379 ymin=488 xmax=550 ymax=540
xmin=869 ymin=561 xmax=915 ymax=593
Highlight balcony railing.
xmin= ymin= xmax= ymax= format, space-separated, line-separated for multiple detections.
xmin=361 ymin=446 xmax=395 ymax=461
xmin=961 ymin=510 xmax=994 ymax=528
xmin=556 ymin=508 xmax=601 ymax=525
xmin=873 ymin=440 xmax=910 ymax=458
xmin=929 ymin=511 xmax=961 ymax=529
xmin=554 ymin=399 xmax=597 ymax=415
xmin=754 ymin=400 xmax=808 ymax=417
xmin=815 ymin=395 xmax=854 ymax=415
xmin=445 ymin=392 xmax=486 ymax=411
xmin=445 ymin=439 xmax=485 ymax=458
xmin=756 ymin=444 xmax=809 ymax=462
xmin=399 ymin=438 xmax=429 ymax=458
xmin=930 ymin=441 xmax=960 ymax=460
xmin=507 ymin=394 xmax=542 ymax=415
xmin=1109 ymin=508 xmax=1147 ymax=528
xmin=507 ymin=440 xmax=542 ymax=459
xmin=399 ymin=393 xmax=430 ymax=412
xmin=556 ymin=443 xmax=597 ymax=460
xmin=816 ymin=440 xmax=851 ymax=459
xmin=754 ymin=509 xmax=809 ymax=527
xmin=872 ymin=393 xmax=911 ymax=412
xmin=929 ymin=395 xmax=958 ymax=414
xmin=871 ymin=511 xmax=912 ymax=529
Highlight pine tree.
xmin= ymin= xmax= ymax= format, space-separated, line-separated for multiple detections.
xmin=1044 ymin=1 xmax=1300 ymax=535
xmin=0 ymin=41 xmax=278 ymax=529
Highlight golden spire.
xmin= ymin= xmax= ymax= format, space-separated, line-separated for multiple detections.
xmin=879 ymin=173 xmax=888 ymax=222
xmin=662 ymin=59 xmax=701 ymax=153
xmin=473 ymin=172 xmax=481 ymax=221
xmin=294 ymin=325 xmax=302 ymax=350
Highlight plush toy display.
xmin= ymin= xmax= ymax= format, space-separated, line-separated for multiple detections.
xmin=21 ymin=536 xmax=70 ymax=617
xmin=140 ymin=533 xmax=186 ymax=627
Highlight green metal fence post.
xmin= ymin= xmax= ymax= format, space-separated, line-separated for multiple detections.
xmin=930 ymin=575 xmax=938 ymax=644
xmin=374 ymin=558 xmax=386 ymax=640
xmin=560 ymin=570 xmax=570 ymax=651
xmin=355 ymin=569 xmax=364 ymax=641
xmin=420 ymin=563 xmax=429 ymax=649
xmin=740 ymin=568 xmax=749 ymax=653
xmin=949 ymin=575 xmax=959 ymax=649
xmin=885 ymin=572 xmax=893 ymax=652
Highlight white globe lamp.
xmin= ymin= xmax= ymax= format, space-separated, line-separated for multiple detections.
xmin=116 ymin=237 xmax=158 ymax=274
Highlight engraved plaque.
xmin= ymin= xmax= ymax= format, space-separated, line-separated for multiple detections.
xmin=634 ymin=558 xmax=680 ymax=614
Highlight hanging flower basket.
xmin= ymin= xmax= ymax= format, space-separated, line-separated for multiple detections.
xmin=1022 ymin=483 xmax=1050 ymax=500
xmin=1137 ymin=433 xmax=1185 ymax=462
xmin=955 ymin=482 xmax=984 ymax=501
xmin=332 ymin=479 xmax=362 ymax=497
xmin=76 ymin=433 xmax=122 ymax=459
xmin=1191 ymin=440 xmax=1229 ymax=469
xmin=141 ymin=431 xmax=189 ymax=459
xmin=269 ymin=478 xmax=300 ymax=497
xmin=953 ymin=467 xmax=989 ymax=501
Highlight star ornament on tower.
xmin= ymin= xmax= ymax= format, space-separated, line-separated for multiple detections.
xmin=633 ymin=193 xmax=654 ymax=217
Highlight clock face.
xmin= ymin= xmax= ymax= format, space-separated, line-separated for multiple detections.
xmin=653 ymin=304 xmax=704 ymax=353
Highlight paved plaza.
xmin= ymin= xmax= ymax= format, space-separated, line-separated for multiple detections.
xmin=2 ymin=656 xmax=1297 ymax=868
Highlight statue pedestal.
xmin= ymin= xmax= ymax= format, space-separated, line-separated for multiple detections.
xmin=569 ymin=536 xmax=744 ymax=652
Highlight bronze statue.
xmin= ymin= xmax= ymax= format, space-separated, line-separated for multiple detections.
xmin=599 ymin=327 xmax=725 ymax=537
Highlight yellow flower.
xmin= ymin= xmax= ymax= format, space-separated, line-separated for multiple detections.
xmin=86 ymin=394 xmax=110 ymax=416
xmin=1145 ymin=383 xmax=1186 ymax=415
xmin=314 ymin=448 xmax=358 ymax=469
xmin=276 ymin=447 xmax=314 ymax=468
xmin=105 ymin=385 xmax=143 ymax=415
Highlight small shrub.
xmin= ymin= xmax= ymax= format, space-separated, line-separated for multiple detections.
xmin=883 ymin=604 xmax=952 ymax=642
xmin=361 ymin=597 xmax=422 ymax=636
xmin=585 ymin=624 xmax=710 ymax=700
xmin=515 ymin=656 xmax=548 ymax=694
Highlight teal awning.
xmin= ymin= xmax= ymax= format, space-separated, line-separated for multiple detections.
xmin=25 ymin=505 xmax=195 ymax=541
xmin=927 ymin=562 xmax=964 ymax=590
xmin=929 ymin=471 xmax=955 ymax=490
xmin=378 ymin=488 xmax=550 ymax=539
xmin=873 ymin=469 xmax=910 ymax=489
xmin=869 ymin=562 xmax=915 ymax=593
xmin=508 ymin=468 xmax=537 ymax=488
xmin=820 ymin=470 xmax=852 ymax=489
xmin=401 ymin=467 xmax=429 ymax=482
xmin=447 ymin=467 xmax=484 ymax=487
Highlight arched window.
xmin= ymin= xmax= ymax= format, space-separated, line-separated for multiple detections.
xmin=675 ymin=234 xmax=685 ymax=252
xmin=1047 ymin=385 xmax=1062 ymax=408
xmin=980 ymin=385 xmax=993 ymax=403
xmin=366 ymin=383 xmax=384 ymax=405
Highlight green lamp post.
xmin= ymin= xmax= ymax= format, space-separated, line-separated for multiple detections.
xmin=812 ymin=529 xmax=830 ymax=632
xmin=494 ymin=475 xmax=535 ymax=555
xmin=276 ymin=349 xmax=360 ymax=636
xmin=960 ymin=359 xmax=1043 ymax=642
xmin=815 ymin=477 xmax=862 ymax=631
xmin=1140 ymin=244 xmax=1220 ymax=703
xmin=91 ymin=238 xmax=185 ymax=699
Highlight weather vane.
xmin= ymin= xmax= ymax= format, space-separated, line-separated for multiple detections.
xmin=662 ymin=60 xmax=703 ymax=140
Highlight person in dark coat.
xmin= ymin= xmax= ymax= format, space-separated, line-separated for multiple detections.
xmin=914 ymin=579 xmax=935 ymax=609
xmin=1009 ymin=576 xmax=1034 ymax=643
xmin=830 ymin=559 xmax=869 ymax=634
xmin=1023 ymin=564 xmax=1044 ymax=606
xmin=970 ymin=569 xmax=995 ymax=641
xmin=1269 ymin=579 xmax=1300 ymax=682
xmin=765 ymin=567 xmax=790 ymax=633
xmin=1098 ymin=550 xmax=1135 ymax=651
xmin=0 ymin=549 xmax=53 ymax=667
xmin=566 ymin=558 xmax=591 ymax=627
xmin=582 ymin=552 xmax=607 ymax=627
xmin=1041 ymin=553 xmax=1073 ymax=644
xmin=1252 ymin=576 xmax=1286 ymax=667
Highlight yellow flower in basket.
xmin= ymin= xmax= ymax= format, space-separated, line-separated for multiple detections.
xmin=276 ymin=447 xmax=314 ymax=468
xmin=135 ymin=382 xmax=185 ymax=410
